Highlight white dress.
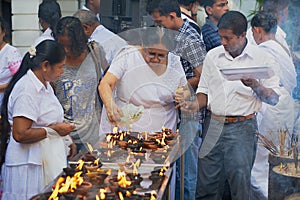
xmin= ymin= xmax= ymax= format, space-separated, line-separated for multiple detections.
xmin=2 ymin=70 xmax=66 ymax=200
xmin=99 ymin=46 xmax=187 ymax=139
xmin=0 ymin=44 xmax=22 ymax=109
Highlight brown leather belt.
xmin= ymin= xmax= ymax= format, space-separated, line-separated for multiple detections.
xmin=210 ymin=113 xmax=256 ymax=124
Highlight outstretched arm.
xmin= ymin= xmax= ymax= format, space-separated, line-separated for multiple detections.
xmin=241 ymin=78 xmax=279 ymax=106
xmin=98 ymin=72 xmax=123 ymax=125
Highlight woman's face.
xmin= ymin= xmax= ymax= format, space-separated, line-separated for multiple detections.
xmin=143 ymin=43 xmax=168 ymax=68
xmin=44 ymin=58 xmax=66 ymax=82
xmin=57 ymin=35 xmax=73 ymax=58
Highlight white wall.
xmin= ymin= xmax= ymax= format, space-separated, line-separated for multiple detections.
xmin=11 ymin=0 xmax=79 ymax=55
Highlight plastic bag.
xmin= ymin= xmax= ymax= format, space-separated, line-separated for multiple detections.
xmin=40 ymin=128 xmax=67 ymax=187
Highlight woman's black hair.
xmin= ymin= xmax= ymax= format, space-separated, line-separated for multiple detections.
xmin=142 ymin=26 xmax=176 ymax=51
xmin=55 ymin=16 xmax=88 ymax=57
xmin=251 ymin=11 xmax=278 ymax=34
xmin=38 ymin=0 xmax=62 ymax=38
xmin=0 ymin=17 xmax=10 ymax=42
xmin=0 ymin=40 xmax=66 ymax=169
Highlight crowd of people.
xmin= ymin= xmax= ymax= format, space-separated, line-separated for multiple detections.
xmin=0 ymin=0 xmax=299 ymax=199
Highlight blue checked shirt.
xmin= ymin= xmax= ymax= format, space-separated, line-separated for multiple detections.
xmin=202 ymin=17 xmax=222 ymax=52
xmin=172 ymin=19 xmax=207 ymax=123
xmin=173 ymin=19 xmax=206 ymax=79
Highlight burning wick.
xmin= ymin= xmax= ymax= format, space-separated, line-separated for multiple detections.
xmin=119 ymin=192 xmax=125 ymax=200
xmin=99 ymin=188 xmax=107 ymax=200
xmin=113 ymin=126 xmax=118 ymax=134
xmin=150 ymin=190 xmax=157 ymax=200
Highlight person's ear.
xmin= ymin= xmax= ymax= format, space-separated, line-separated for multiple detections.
xmin=240 ymin=31 xmax=247 ymax=38
xmin=206 ymin=6 xmax=213 ymax=16
xmin=169 ymin=12 xmax=177 ymax=20
xmin=41 ymin=60 xmax=50 ymax=72
xmin=82 ymin=24 xmax=92 ymax=36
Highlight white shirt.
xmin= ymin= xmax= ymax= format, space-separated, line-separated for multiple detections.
xmin=196 ymin=43 xmax=280 ymax=116
xmin=0 ymin=44 xmax=22 ymax=108
xmin=90 ymin=25 xmax=128 ymax=65
xmin=32 ymin=28 xmax=54 ymax=47
xmin=6 ymin=70 xmax=64 ymax=165
xmin=247 ymin=25 xmax=290 ymax=54
xmin=81 ymin=5 xmax=101 ymax=21
xmin=259 ymin=40 xmax=296 ymax=94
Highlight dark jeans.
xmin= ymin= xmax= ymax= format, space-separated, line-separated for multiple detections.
xmin=196 ymin=116 xmax=258 ymax=200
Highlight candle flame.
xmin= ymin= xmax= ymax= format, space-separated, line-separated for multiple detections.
xmin=119 ymin=192 xmax=125 ymax=200
xmin=126 ymin=191 xmax=131 ymax=197
xmin=113 ymin=127 xmax=118 ymax=133
xmin=117 ymin=170 xmax=132 ymax=187
xmin=99 ymin=188 xmax=106 ymax=200
xmin=76 ymin=159 xmax=85 ymax=170
xmin=48 ymin=177 xmax=65 ymax=200
xmin=106 ymin=169 xmax=112 ymax=175
xmin=150 ymin=191 xmax=157 ymax=200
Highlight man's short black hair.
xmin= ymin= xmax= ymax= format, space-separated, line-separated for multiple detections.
xmin=218 ymin=11 xmax=247 ymax=36
xmin=177 ymin=0 xmax=196 ymax=7
xmin=146 ymin=0 xmax=181 ymax=17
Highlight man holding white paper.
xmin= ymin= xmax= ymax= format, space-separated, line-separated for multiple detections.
xmin=177 ymin=11 xmax=280 ymax=200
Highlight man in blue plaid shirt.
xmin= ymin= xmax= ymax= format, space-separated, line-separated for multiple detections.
xmin=147 ymin=0 xmax=206 ymax=199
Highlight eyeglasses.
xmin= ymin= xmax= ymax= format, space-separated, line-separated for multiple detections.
xmin=144 ymin=49 xmax=168 ymax=61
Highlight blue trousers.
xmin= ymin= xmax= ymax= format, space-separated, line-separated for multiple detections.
xmin=196 ymin=116 xmax=257 ymax=200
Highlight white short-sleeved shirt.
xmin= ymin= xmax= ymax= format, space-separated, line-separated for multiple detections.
xmin=6 ymin=70 xmax=64 ymax=165
xmin=0 ymin=44 xmax=22 ymax=108
xmin=258 ymin=40 xmax=296 ymax=94
xmin=100 ymin=46 xmax=187 ymax=137
xmin=90 ymin=25 xmax=128 ymax=65
xmin=196 ymin=43 xmax=281 ymax=116
xmin=32 ymin=28 xmax=55 ymax=47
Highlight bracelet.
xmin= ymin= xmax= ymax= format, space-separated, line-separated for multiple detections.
xmin=191 ymin=13 xmax=197 ymax=17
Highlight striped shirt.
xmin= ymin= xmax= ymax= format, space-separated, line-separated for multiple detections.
xmin=202 ymin=17 xmax=222 ymax=52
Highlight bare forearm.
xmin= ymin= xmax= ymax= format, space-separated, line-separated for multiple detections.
xmin=196 ymin=93 xmax=208 ymax=110
xmin=98 ymin=81 xmax=114 ymax=108
xmin=0 ymin=83 xmax=8 ymax=93
xmin=13 ymin=128 xmax=47 ymax=143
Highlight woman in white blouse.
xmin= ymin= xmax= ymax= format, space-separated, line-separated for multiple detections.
xmin=0 ymin=17 xmax=22 ymax=109
xmin=99 ymin=27 xmax=189 ymax=137
xmin=0 ymin=40 xmax=75 ymax=200
xmin=250 ymin=11 xmax=296 ymax=200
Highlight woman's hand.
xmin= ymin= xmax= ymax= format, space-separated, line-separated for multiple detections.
xmin=68 ymin=141 xmax=77 ymax=160
xmin=49 ymin=123 xmax=76 ymax=137
xmin=106 ymin=101 xmax=124 ymax=126
xmin=177 ymin=100 xmax=199 ymax=114
xmin=174 ymin=86 xmax=185 ymax=104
